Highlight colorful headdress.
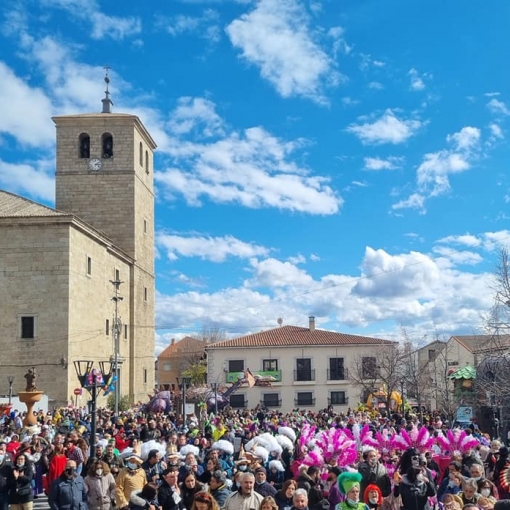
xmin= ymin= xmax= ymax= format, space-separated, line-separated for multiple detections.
xmin=338 ymin=471 xmax=362 ymax=495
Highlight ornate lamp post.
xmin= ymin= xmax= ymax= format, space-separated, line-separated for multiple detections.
xmin=7 ymin=376 xmax=14 ymax=404
xmin=74 ymin=360 xmax=113 ymax=459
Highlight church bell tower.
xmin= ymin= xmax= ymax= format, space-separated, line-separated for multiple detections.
xmin=53 ymin=73 xmax=156 ymax=402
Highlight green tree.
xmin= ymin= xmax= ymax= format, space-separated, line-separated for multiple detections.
xmin=106 ymin=393 xmax=131 ymax=411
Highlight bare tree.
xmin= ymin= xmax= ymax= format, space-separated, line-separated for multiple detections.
xmin=349 ymin=343 xmax=406 ymax=411
xmin=191 ymin=325 xmax=226 ymax=344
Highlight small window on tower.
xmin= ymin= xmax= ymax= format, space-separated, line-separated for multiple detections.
xmin=79 ymin=133 xmax=90 ymax=159
xmin=139 ymin=142 xmax=143 ymax=167
xmin=145 ymin=151 xmax=149 ymax=174
xmin=102 ymin=133 xmax=113 ymax=159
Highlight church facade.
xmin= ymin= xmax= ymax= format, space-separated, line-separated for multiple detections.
xmin=0 ymin=91 xmax=156 ymax=407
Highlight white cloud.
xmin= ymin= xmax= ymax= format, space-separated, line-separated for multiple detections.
xmin=160 ymin=9 xmax=220 ymax=41
xmin=226 ymin=0 xmax=339 ymax=102
xmin=364 ymin=156 xmax=403 ymax=171
xmin=167 ymin=97 xmax=225 ymax=138
xmin=368 ymin=81 xmax=384 ymax=90
xmin=392 ymin=193 xmax=426 ymax=213
xmin=347 ymin=109 xmax=422 ymax=145
xmin=156 ymin=100 xmax=342 ymax=214
xmin=0 ymin=63 xmax=55 ymax=147
xmin=436 ymin=234 xmax=481 ymax=247
xmin=342 ymin=97 xmax=360 ymax=107
xmin=40 ymin=0 xmax=141 ymax=40
xmin=489 ymin=123 xmax=504 ymax=139
xmin=487 ymin=98 xmax=510 ymax=116
xmin=446 ymin=126 xmax=481 ymax=151
xmin=432 ymin=246 xmax=482 ymax=266
xmin=482 ymin=231 xmax=510 ymax=251
xmin=156 ymin=233 xmax=270 ymax=262
xmin=409 ymin=68 xmax=425 ymax=91
xmin=0 ymin=159 xmax=55 ymax=202
xmin=245 ymin=257 xmax=314 ymax=288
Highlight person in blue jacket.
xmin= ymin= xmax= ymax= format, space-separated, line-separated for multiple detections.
xmin=49 ymin=459 xmax=88 ymax=510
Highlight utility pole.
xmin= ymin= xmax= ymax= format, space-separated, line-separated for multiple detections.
xmin=110 ymin=279 xmax=123 ymax=416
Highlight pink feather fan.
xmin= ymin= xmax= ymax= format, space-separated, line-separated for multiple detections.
xmin=391 ymin=426 xmax=435 ymax=454
xmin=314 ymin=427 xmax=358 ymax=467
xmin=435 ymin=429 xmax=479 ymax=456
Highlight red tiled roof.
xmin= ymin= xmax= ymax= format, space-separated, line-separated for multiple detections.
xmin=206 ymin=325 xmax=395 ymax=349
xmin=158 ymin=336 xmax=205 ymax=358
xmin=450 ymin=334 xmax=510 ymax=353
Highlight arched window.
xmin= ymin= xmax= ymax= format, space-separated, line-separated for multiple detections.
xmin=145 ymin=150 xmax=149 ymax=174
xmin=79 ymin=133 xmax=90 ymax=158
xmin=139 ymin=142 xmax=143 ymax=167
xmin=102 ymin=133 xmax=113 ymax=159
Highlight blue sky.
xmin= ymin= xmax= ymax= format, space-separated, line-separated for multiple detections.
xmin=1 ymin=0 xmax=509 ymax=353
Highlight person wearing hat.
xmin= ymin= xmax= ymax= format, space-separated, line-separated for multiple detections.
xmin=393 ymin=466 xmax=435 ymax=510
xmin=336 ymin=472 xmax=369 ymax=510
xmin=116 ymin=455 xmax=147 ymax=510
xmin=234 ymin=458 xmax=251 ymax=475
xmin=209 ymin=470 xmax=231 ymax=508
xmin=254 ymin=467 xmax=277 ymax=498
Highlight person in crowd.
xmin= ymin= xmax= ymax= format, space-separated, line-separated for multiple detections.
xmin=261 ymin=496 xmax=279 ymax=510
xmin=297 ymin=466 xmax=321 ymax=494
xmin=308 ymin=486 xmax=329 ymax=510
xmin=358 ymin=448 xmax=391 ymax=498
xmin=291 ymin=488 xmax=310 ymax=510
xmin=48 ymin=459 xmax=87 ymax=510
xmin=478 ymin=497 xmax=495 ymax=510
xmin=275 ymin=480 xmax=297 ymax=510
xmin=209 ymin=471 xmax=231 ymax=509
xmin=441 ymin=494 xmax=462 ymax=510
xmin=0 ymin=442 xmax=13 ymax=510
xmin=65 ymin=437 xmax=84 ymax=477
xmin=224 ymin=472 xmax=263 ymax=510
xmin=478 ymin=479 xmax=498 ymax=503
xmin=363 ymin=484 xmax=382 ymax=510
xmin=179 ymin=453 xmax=203 ymax=484
xmin=437 ymin=461 xmax=463 ymax=502
xmin=198 ymin=457 xmax=220 ymax=485
xmin=337 ymin=472 xmax=369 ymax=510
xmin=8 ymin=452 xmax=34 ymax=510
xmin=101 ymin=443 xmax=125 ymax=478
xmin=143 ymin=450 xmax=167 ymax=487
xmin=158 ymin=466 xmax=184 ymax=510
xmin=84 ymin=459 xmax=117 ymax=510
xmin=458 ymin=478 xmax=481 ymax=506
xmin=393 ymin=466 xmax=435 ymax=510
xmin=129 ymin=483 xmax=161 ymax=510
xmin=47 ymin=436 xmax=68 ymax=490
xmin=179 ymin=471 xmax=204 ymax=510
xmin=254 ymin=467 xmax=277 ymax=498
xmin=116 ymin=454 xmax=147 ymax=510
xmin=190 ymin=492 xmax=220 ymax=510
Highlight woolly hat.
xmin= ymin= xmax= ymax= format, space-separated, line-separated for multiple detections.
xmin=338 ymin=471 xmax=362 ymax=495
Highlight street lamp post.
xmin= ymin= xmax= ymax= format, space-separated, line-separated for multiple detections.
xmin=400 ymin=378 xmax=406 ymax=417
xmin=74 ymin=360 xmax=113 ymax=460
xmin=176 ymin=377 xmax=191 ymax=426
xmin=7 ymin=376 xmax=14 ymax=405
xmin=211 ymin=382 xmax=219 ymax=415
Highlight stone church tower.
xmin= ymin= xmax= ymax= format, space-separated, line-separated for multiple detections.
xmin=53 ymin=78 xmax=157 ymax=402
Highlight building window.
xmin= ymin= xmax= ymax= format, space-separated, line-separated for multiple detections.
xmin=263 ymin=359 xmax=278 ymax=371
xmin=20 ymin=316 xmax=36 ymax=339
xmin=143 ymin=220 xmax=147 ymax=234
xmin=143 ymin=368 xmax=148 ymax=384
xmin=79 ymin=133 xmax=90 ymax=158
xmin=229 ymin=394 xmax=246 ymax=408
xmin=87 ymin=256 xmax=92 ymax=276
xmin=163 ymin=362 xmax=171 ymax=371
xmin=228 ymin=360 xmax=244 ymax=372
xmin=362 ymin=357 xmax=377 ymax=378
xmin=145 ymin=150 xmax=149 ymax=174
xmin=115 ymin=268 xmax=120 ymax=281
xmin=428 ymin=349 xmax=436 ymax=361
xmin=106 ymin=319 xmax=110 ymax=336
xmin=295 ymin=358 xmax=314 ymax=381
xmin=329 ymin=391 xmax=348 ymax=405
xmin=262 ymin=393 xmax=281 ymax=407
xmin=139 ymin=142 xmax=143 ymax=167
xmin=144 ymin=287 xmax=148 ymax=302
xmin=124 ymin=324 xmax=128 ymax=339
xmin=295 ymin=392 xmax=314 ymax=406
xmin=328 ymin=357 xmax=346 ymax=380
xmin=102 ymin=133 xmax=113 ymax=158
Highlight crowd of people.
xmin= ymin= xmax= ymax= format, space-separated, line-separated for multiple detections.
xmin=1 ymin=405 xmax=510 ymax=510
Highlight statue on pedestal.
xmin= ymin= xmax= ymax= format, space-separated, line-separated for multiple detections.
xmin=24 ymin=367 xmax=38 ymax=391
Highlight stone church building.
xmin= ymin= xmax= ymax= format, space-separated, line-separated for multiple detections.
xmin=0 ymin=85 xmax=156 ymax=407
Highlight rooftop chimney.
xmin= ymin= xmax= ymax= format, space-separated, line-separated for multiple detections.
xmin=309 ymin=316 xmax=315 ymax=332
xmin=171 ymin=338 xmax=175 ymax=345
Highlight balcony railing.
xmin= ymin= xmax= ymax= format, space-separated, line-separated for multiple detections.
xmin=328 ymin=396 xmax=349 ymax=405
xmin=260 ymin=399 xmax=282 ymax=407
xmin=294 ymin=369 xmax=315 ymax=382
xmin=229 ymin=398 xmax=248 ymax=408
xmin=294 ymin=397 xmax=316 ymax=406
xmin=327 ymin=368 xmax=348 ymax=380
